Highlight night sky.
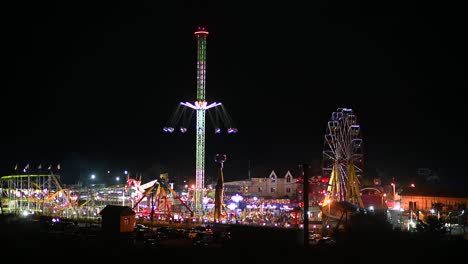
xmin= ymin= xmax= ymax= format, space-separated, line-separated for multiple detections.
xmin=2 ymin=2 xmax=467 ymax=186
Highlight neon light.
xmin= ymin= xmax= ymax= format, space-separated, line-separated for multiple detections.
xmin=180 ymin=102 xmax=197 ymax=109
xmin=194 ymin=31 xmax=209 ymax=35
xmin=180 ymin=101 xmax=221 ymax=110
xmin=205 ymin=102 xmax=222 ymax=109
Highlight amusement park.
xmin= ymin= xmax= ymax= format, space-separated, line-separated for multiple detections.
xmin=0 ymin=102 xmax=401 ymax=239
xmin=1 ymin=24 xmax=467 ymax=254
xmin=0 ymin=28 xmax=369 ymax=233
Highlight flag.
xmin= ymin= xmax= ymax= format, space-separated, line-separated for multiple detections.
xmin=14 ymin=163 xmax=18 ymax=171
xmin=38 ymin=164 xmax=42 ymax=170
xmin=24 ymin=164 xmax=29 ymax=170
xmin=57 ymin=164 xmax=61 ymax=170
xmin=48 ymin=164 xmax=52 ymax=170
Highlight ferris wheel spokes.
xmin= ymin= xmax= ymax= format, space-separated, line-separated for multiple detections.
xmin=322 ymin=108 xmax=365 ymax=208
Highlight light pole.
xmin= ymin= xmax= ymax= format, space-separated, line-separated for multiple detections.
xmin=90 ymin=174 xmax=96 ymax=186
xmin=302 ymin=164 xmax=310 ymax=248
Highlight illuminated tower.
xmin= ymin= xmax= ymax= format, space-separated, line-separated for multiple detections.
xmin=164 ymin=27 xmax=237 ymax=216
xmin=181 ymin=27 xmax=220 ymax=215
xmin=193 ymin=27 xmax=209 ymax=215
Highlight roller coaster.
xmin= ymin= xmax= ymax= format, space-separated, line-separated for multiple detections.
xmin=0 ymin=172 xmax=193 ymax=220
xmin=0 ymin=174 xmax=75 ymax=217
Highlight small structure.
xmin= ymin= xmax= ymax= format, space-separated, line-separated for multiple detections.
xmin=399 ymin=186 xmax=468 ymax=212
xmin=99 ymin=205 xmax=136 ymax=233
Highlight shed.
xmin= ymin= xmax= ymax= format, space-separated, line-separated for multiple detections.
xmin=99 ymin=205 xmax=136 ymax=233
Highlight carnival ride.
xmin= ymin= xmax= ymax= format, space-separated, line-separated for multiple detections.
xmin=0 ymin=171 xmax=195 ymax=220
xmin=127 ymin=173 xmax=193 ymax=219
xmin=321 ymin=108 xmax=364 ymax=227
xmin=0 ymin=174 xmax=75 ymax=216
xmin=125 ymin=177 xmax=157 ymax=205
xmin=163 ymin=27 xmax=237 ymax=216
xmin=214 ymin=154 xmax=227 ymax=222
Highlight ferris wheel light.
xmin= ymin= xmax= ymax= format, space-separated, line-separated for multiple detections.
xmin=323 ymin=108 xmax=364 ymax=208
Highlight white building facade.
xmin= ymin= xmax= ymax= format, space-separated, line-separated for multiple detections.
xmin=223 ymin=170 xmax=299 ymax=199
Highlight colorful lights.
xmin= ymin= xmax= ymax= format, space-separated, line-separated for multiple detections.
xmin=194 ymin=30 xmax=209 ymax=35
xmin=180 ymin=101 xmax=221 ymax=110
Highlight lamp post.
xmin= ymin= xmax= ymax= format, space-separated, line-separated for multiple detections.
xmin=301 ymin=163 xmax=310 ymax=248
xmin=90 ymin=174 xmax=96 ymax=187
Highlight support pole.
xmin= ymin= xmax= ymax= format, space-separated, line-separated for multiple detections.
xmin=302 ymin=163 xmax=310 ymax=247
xmin=214 ymin=154 xmax=226 ymax=222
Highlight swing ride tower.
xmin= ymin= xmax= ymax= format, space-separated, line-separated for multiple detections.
xmin=164 ymin=27 xmax=237 ymax=216
xmin=192 ymin=28 xmax=209 ymax=215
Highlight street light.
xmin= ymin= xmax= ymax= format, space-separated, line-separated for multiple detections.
xmin=91 ymin=174 xmax=96 ymax=180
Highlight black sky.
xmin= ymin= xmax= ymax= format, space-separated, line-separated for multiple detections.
xmin=2 ymin=2 xmax=467 ymax=185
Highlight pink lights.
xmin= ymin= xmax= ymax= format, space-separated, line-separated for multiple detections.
xmin=194 ymin=28 xmax=209 ymax=35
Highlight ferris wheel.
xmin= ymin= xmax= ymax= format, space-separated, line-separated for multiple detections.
xmin=322 ymin=108 xmax=364 ymax=208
